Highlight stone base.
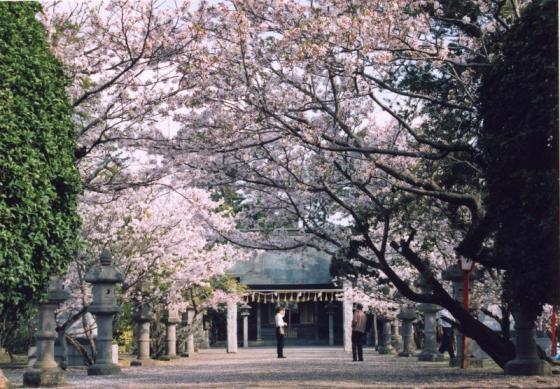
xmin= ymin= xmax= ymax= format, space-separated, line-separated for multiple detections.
xmin=504 ymin=358 xmax=552 ymax=376
xmin=418 ymin=352 xmax=445 ymax=362
xmin=87 ymin=363 xmax=122 ymax=375
xmin=398 ymin=351 xmax=414 ymax=357
xmin=391 ymin=336 xmax=403 ymax=352
xmin=378 ymin=346 xmax=396 ymax=355
xmin=159 ymin=355 xmax=180 ymax=361
xmin=23 ymin=368 xmax=65 ymax=387
xmin=130 ymin=358 xmax=158 ymax=367
xmin=180 ymin=352 xmax=190 ymax=358
xmin=468 ymin=358 xmax=484 ymax=368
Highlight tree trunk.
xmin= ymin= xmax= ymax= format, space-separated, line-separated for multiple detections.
xmin=388 ymin=241 xmax=516 ymax=368
xmin=444 ymin=298 xmax=515 ymax=368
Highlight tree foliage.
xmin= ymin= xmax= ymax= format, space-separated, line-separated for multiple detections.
xmin=0 ymin=2 xmax=82 ymax=340
xmin=479 ymin=0 xmax=559 ymax=315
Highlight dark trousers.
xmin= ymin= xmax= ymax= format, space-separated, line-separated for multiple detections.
xmin=438 ymin=327 xmax=455 ymax=358
xmin=276 ymin=327 xmax=285 ymax=357
xmin=352 ymin=331 xmax=365 ymax=361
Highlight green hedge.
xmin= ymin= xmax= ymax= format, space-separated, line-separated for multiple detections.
xmin=0 ymin=2 xmax=82 ymax=329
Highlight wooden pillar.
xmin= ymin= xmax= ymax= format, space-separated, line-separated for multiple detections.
xmin=342 ymin=283 xmax=352 ymax=352
xmin=314 ymin=301 xmax=320 ymax=341
xmin=256 ymin=303 xmax=262 ymax=343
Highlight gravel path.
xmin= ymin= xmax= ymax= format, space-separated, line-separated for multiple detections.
xmin=4 ymin=347 xmax=560 ymax=388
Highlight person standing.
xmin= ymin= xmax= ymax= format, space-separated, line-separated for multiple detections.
xmin=275 ymin=306 xmax=287 ymax=358
xmin=438 ymin=309 xmax=456 ymax=361
xmin=351 ymin=303 xmax=367 ymax=361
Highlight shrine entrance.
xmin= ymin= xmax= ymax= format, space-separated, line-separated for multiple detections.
xmin=210 ymin=247 xmax=354 ymax=350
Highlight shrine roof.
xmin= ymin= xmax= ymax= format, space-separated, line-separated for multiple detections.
xmin=229 ymin=247 xmax=335 ymax=287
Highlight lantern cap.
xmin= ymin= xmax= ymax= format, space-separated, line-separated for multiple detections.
xmin=100 ymin=249 xmax=112 ymax=265
xmin=458 ymin=257 xmax=475 ymax=272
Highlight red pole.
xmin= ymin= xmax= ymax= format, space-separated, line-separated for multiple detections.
xmin=462 ymin=271 xmax=469 ymax=369
xmin=552 ymin=306 xmax=557 ymax=357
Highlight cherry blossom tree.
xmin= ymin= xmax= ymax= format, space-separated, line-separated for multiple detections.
xmin=56 ymin=182 xmax=249 ymax=362
xmin=40 ymin=0 xmax=208 ymax=192
xmin=165 ymin=0 xmax=543 ymax=367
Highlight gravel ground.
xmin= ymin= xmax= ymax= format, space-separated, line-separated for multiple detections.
xmin=4 ymin=347 xmax=560 ymax=389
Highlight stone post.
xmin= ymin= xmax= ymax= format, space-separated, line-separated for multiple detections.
xmin=240 ymin=303 xmax=251 ymax=348
xmin=325 ymin=302 xmax=337 ymax=346
xmin=131 ymin=291 xmax=156 ymax=366
xmin=185 ymin=308 xmax=195 ymax=355
xmin=390 ymin=321 xmax=403 ymax=352
xmin=372 ymin=313 xmax=378 ymax=349
xmin=397 ymin=308 xmax=416 ymax=357
xmin=201 ymin=313 xmax=211 ymax=349
xmin=256 ymin=304 xmax=262 ymax=343
xmin=226 ymin=301 xmax=238 ymax=353
xmin=415 ymin=276 xmax=444 ymax=362
xmin=178 ymin=312 xmax=188 ymax=357
xmin=342 ymin=283 xmax=352 ymax=352
xmin=85 ymin=250 xmax=123 ymax=375
xmin=160 ymin=307 xmax=180 ymax=360
xmin=378 ymin=316 xmax=396 ymax=355
xmin=23 ymin=277 xmax=69 ymax=387
xmin=504 ymin=306 xmax=552 ymax=375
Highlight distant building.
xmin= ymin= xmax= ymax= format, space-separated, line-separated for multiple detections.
xmin=211 ymin=247 xmax=353 ymax=348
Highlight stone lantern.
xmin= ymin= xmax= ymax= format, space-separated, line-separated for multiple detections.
xmin=240 ymin=303 xmax=251 ymax=348
xmin=442 ymin=264 xmax=479 ymax=367
xmin=397 ymin=308 xmax=417 ymax=357
xmin=415 ymin=276 xmax=444 ymax=361
xmin=23 ymin=277 xmax=69 ymax=387
xmin=84 ymin=249 xmax=123 ymax=375
xmin=325 ymin=302 xmax=337 ymax=346
xmin=377 ymin=315 xmax=396 ymax=355
xmin=160 ymin=307 xmax=181 ymax=360
xmin=131 ymin=282 xmax=156 ymax=366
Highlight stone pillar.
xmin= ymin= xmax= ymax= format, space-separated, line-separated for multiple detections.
xmin=256 ymin=304 xmax=262 ymax=343
xmin=378 ymin=316 xmax=396 ymax=354
xmin=504 ymin=306 xmax=552 ymax=375
xmin=185 ymin=308 xmax=195 ymax=355
xmin=201 ymin=313 xmax=211 ymax=349
xmin=23 ymin=277 xmax=69 ymax=387
xmin=240 ymin=303 xmax=251 ymax=348
xmin=160 ymin=307 xmax=180 ymax=360
xmin=342 ymin=284 xmax=352 ymax=352
xmin=84 ymin=250 xmax=123 ymax=375
xmin=397 ymin=308 xmax=416 ymax=357
xmin=179 ymin=312 xmax=188 ymax=357
xmin=325 ymin=302 xmax=337 ymax=346
xmin=391 ymin=321 xmax=403 ymax=352
xmin=131 ymin=295 xmax=156 ymax=366
xmin=372 ymin=313 xmax=378 ymax=349
xmin=226 ymin=301 xmax=238 ymax=353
